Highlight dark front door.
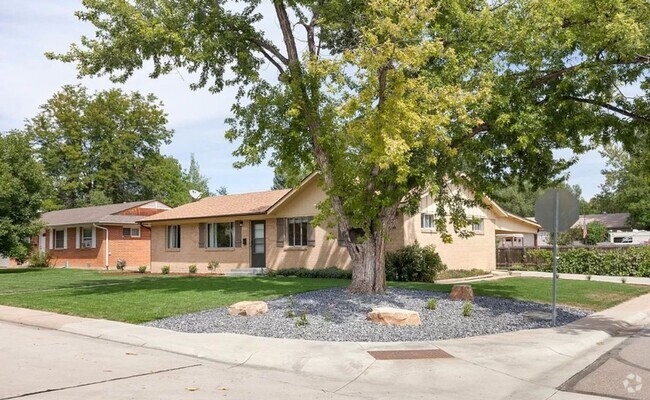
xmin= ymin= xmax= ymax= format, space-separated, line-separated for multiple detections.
xmin=251 ymin=221 xmax=266 ymax=268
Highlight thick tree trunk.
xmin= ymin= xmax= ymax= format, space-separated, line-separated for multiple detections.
xmin=347 ymin=229 xmax=387 ymax=294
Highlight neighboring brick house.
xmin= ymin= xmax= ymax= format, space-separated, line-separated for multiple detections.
xmin=141 ymin=174 xmax=539 ymax=274
xmin=36 ymin=201 xmax=170 ymax=269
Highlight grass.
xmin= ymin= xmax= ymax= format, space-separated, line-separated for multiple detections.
xmin=436 ymin=269 xmax=489 ymax=280
xmin=0 ymin=269 xmax=648 ymax=323
xmin=0 ymin=269 xmax=348 ymax=323
xmin=393 ymin=278 xmax=650 ymax=311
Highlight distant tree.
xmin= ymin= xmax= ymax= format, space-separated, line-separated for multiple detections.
xmin=0 ymin=131 xmax=46 ymax=261
xmin=493 ymin=179 xmax=591 ymax=217
xmin=184 ymin=153 xmax=212 ymax=197
xmin=271 ymin=172 xmax=289 ymax=190
xmin=215 ymin=186 xmax=228 ymax=196
xmin=27 ymin=85 xmax=174 ymax=208
xmin=87 ymin=189 xmax=112 ymax=206
xmin=139 ymin=156 xmax=192 ymax=207
xmin=584 ymin=221 xmax=608 ymax=245
xmin=592 ymin=143 xmax=650 ymax=229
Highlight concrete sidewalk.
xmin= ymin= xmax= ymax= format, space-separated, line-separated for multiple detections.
xmin=2 ymin=294 xmax=650 ymax=399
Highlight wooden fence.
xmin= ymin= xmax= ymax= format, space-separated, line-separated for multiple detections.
xmin=496 ymin=245 xmax=641 ymax=267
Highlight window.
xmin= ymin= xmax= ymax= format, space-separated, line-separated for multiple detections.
xmin=287 ymin=217 xmax=309 ymax=247
xmin=54 ymin=229 xmax=65 ymax=249
xmin=122 ymin=227 xmax=140 ymax=238
xmin=421 ymin=213 xmax=435 ymax=229
xmin=167 ymin=225 xmax=181 ymax=249
xmin=471 ymin=218 xmax=484 ymax=234
xmin=81 ymin=227 xmax=93 ymax=248
xmin=206 ymin=222 xmax=234 ymax=248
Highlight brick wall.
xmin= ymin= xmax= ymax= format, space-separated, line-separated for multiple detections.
xmin=45 ymin=225 xmax=152 ymax=270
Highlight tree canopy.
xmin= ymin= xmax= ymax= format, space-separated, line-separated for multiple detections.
xmin=51 ymin=0 xmax=650 ymax=293
xmin=26 ymin=85 xmax=193 ymax=208
xmin=0 ymin=131 xmax=46 ymax=261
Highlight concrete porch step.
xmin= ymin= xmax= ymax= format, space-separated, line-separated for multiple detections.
xmin=224 ymin=267 xmax=267 ymax=276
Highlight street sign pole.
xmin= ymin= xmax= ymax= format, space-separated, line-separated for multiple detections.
xmin=552 ymin=191 xmax=559 ymax=326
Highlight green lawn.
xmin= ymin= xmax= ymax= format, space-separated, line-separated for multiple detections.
xmin=0 ymin=269 xmax=647 ymax=323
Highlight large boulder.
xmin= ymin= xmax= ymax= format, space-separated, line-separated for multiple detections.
xmin=448 ymin=285 xmax=474 ymax=302
xmin=367 ymin=307 xmax=421 ymax=326
xmin=228 ymin=301 xmax=269 ymax=316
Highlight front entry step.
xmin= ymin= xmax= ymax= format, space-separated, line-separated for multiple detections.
xmin=224 ymin=267 xmax=266 ymax=276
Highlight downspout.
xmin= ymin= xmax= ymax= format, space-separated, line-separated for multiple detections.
xmin=94 ymin=224 xmax=109 ymax=270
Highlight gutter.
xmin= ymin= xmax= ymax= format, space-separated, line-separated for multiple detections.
xmin=93 ymin=224 xmax=109 ymax=270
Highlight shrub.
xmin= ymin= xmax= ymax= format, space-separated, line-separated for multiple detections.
xmin=463 ymin=302 xmax=472 ymax=317
xmin=138 ymin=265 xmax=147 ymax=273
xmin=207 ymin=260 xmax=219 ymax=272
xmin=161 ymin=265 xmax=170 ymax=275
xmin=385 ymin=243 xmax=446 ymax=282
xmin=28 ymin=251 xmax=52 ymax=268
xmin=188 ymin=264 xmax=198 ymax=274
xmin=268 ymin=267 xmax=352 ymax=279
xmin=116 ymin=258 xmax=126 ymax=271
xmin=295 ymin=311 xmax=309 ymax=327
xmin=522 ymin=246 xmax=650 ymax=277
xmin=426 ymin=299 xmax=437 ymax=310
xmin=286 ymin=310 xmax=296 ymax=318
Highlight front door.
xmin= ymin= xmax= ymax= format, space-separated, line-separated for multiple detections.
xmin=251 ymin=221 xmax=266 ymax=268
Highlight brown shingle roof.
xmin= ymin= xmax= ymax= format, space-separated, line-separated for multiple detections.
xmin=571 ymin=213 xmax=630 ymax=229
xmin=41 ymin=201 xmax=153 ymax=227
xmin=140 ymin=189 xmax=292 ymax=222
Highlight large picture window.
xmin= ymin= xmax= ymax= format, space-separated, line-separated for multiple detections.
xmin=167 ymin=225 xmax=181 ymax=249
xmin=207 ymin=222 xmax=234 ymax=248
xmin=287 ymin=217 xmax=309 ymax=247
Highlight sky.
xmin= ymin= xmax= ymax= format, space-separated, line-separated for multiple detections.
xmin=0 ymin=1 xmax=607 ymax=199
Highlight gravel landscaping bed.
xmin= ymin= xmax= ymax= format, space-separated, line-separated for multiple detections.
xmin=144 ymin=287 xmax=590 ymax=342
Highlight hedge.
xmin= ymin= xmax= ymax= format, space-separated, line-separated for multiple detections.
xmin=523 ymin=246 xmax=650 ymax=277
xmin=267 ymin=267 xmax=352 ymax=279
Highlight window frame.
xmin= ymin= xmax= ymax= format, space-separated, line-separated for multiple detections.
xmin=287 ymin=217 xmax=309 ymax=247
xmin=122 ymin=227 xmax=141 ymax=238
xmin=421 ymin=213 xmax=435 ymax=231
xmin=81 ymin=227 xmax=93 ymax=248
xmin=470 ymin=217 xmax=484 ymax=234
xmin=206 ymin=222 xmax=234 ymax=249
xmin=166 ymin=225 xmax=181 ymax=249
xmin=54 ymin=229 xmax=66 ymax=250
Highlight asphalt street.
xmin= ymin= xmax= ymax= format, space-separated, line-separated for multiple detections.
xmin=561 ymin=323 xmax=650 ymax=400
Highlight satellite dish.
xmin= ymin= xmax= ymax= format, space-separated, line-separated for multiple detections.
xmin=189 ymin=190 xmax=202 ymax=200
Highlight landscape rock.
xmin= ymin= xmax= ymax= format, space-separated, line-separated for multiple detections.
xmin=522 ymin=311 xmax=553 ymax=321
xmin=448 ymin=285 xmax=474 ymax=302
xmin=228 ymin=301 xmax=269 ymax=316
xmin=367 ymin=307 xmax=421 ymax=326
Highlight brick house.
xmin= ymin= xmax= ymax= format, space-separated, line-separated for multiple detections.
xmin=37 ymin=201 xmax=170 ymax=269
xmin=140 ymin=174 xmax=539 ymax=274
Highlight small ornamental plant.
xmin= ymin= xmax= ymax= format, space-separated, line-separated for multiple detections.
xmin=286 ymin=295 xmax=296 ymax=318
xmin=295 ymin=311 xmax=309 ymax=327
xmin=116 ymin=258 xmax=126 ymax=271
xmin=188 ymin=264 xmax=198 ymax=274
xmin=426 ymin=299 xmax=437 ymax=310
xmin=463 ymin=302 xmax=472 ymax=317
xmin=207 ymin=260 xmax=219 ymax=272
xmin=161 ymin=265 xmax=170 ymax=275
xmin=138 ymin=265 xmax=147 ymax=273
xmin=324 ymin=304 xmax=334 ymax=322
xmin=621 ymin=277 xmax=627 ymax=284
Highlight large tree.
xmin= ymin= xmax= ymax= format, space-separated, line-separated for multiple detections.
xmin=27 ymin=85 xmax=177 ymax=208
xmin=0 ymin=131 xmax=47 ymax=261
xmin=52 ymin=0 xmax=650 ymax=293
xmin=592 ymin=143 xmax=650 ymax=229
xmin=184 ymin=153 xmax=212 ymax=197
xmin=493 ymin=179 xmax=592 ymax=217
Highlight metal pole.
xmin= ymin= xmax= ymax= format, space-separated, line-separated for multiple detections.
xmin=552 ymin=191 xmax=559 ymax=326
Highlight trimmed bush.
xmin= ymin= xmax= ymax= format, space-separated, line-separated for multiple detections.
xmin=188 ymin=264 xmax=198 ymax=274
xmin=267 ymin=267 xmax=352 ymax=279
xmin=161 ymin=265 xmax=170 ymax=275
xmin=385 ymin=243 xmax=446 ymax=282
xmin=138 ymin=265 xmax=147 ymax=273
xmin=116 ymin=258 xmax=126 ymax=271
xmin=524 ymin=246 xmax=650 ymax=277
xmin=207 ymin=260 xmax=219 ymax=272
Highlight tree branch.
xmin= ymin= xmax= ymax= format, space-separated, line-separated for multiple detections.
xmin=273 ymin=0 xmax=300 ymax=64
xmin=257 ymin=47 xmax=285 ymax=74
xmin=450 ymin=123 xmax=490 ymax=148
xmin=564 ymin=96 xmax=650 ymax=123
xmin=248 ymin=37 xmax=289 ymax=66
xmin=532 ymin=55 xmax=650 ymax=87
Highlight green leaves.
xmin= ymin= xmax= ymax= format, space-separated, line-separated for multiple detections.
xmin=0 ymin=131 xmax=46 ymax=260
